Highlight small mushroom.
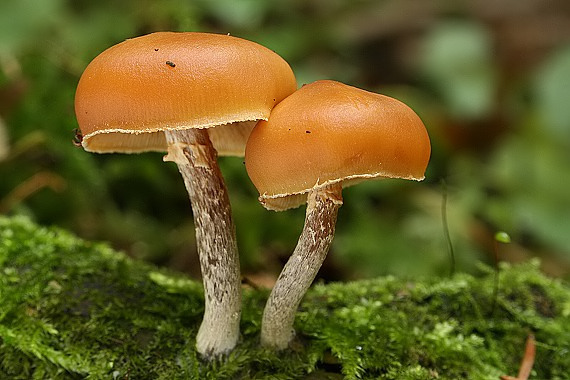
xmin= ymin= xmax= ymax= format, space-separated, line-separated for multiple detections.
xmin=74 ymin=32 xmax=296 ymax=358
xmin=245 ymin=80 xmax=431 ymax=349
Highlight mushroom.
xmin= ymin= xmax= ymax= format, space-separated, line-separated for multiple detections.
xmin=245 ymin=80 xmax=431 ymax=349
xmin=74 ymin=32 xmax=296 ymax=357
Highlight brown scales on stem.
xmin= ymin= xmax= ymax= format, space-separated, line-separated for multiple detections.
xmin=261 ymin=184 xmax=343 ymax=349
xmin=164 ymin=128 xmax=241 ymax=358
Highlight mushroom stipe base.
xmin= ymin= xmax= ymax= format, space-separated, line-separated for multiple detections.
xmin=261 ymin=183 xmax=343 ymax=349
xmin=163 ymin=128 xmax=241 ymax=358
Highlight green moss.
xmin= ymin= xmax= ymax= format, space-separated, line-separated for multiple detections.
xmin=1 ymin=216 xmax=569 ymax=379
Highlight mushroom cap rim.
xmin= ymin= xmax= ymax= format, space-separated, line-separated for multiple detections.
xmin=258 ymin=171 xmax=426 ymax=211
xmin=80 ymin=115 xmax=267 ymax=153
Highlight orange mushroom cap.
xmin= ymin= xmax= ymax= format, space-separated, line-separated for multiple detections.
xmin=74 ymin=32 xmax=297 ymax=155
xmin=245 ymin=80 xmax=431 ymax=210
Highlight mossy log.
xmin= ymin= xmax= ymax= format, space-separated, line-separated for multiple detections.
xmin=1 ymin=216 xmax=569 ymax=379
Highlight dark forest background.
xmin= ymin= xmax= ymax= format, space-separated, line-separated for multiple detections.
xmin=1 ymin=0 xmax=569 ymax=284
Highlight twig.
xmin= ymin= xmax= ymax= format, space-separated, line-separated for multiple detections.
xmin=499 ymin=334 xmax=536 ymax=380
xmin=0 ymin=171 xmax=66 ymax=213
xmin=441 ymin=179 xmax=455 ymax=276
xmin=241 ymin=276 xmax=260 ymax=290
xmin=491 ymin=232 xmax=511 ymax=315
xmin=491 ymin=239 xmax=500 ymax=315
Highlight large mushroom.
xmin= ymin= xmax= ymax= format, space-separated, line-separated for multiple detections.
xmin=245 ymin=80 xmax=431 ymax=349
xmin=74 ymin=32 xmax=296 ymax=357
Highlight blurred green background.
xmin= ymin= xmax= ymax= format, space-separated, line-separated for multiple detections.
xmin=1 ymin=0 xmax=569 ymax=284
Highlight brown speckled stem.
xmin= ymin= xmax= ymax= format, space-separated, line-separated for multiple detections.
xmin=163 ymin=128 xmax=241 ymax=358
xmin=261 ymin=183 xmax=343 ymax=349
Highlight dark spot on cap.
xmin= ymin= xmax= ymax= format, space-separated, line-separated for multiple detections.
xmin=305 ymin=130 xmax=311 ymax=134
xmin=273 ymin=98 xmax=276 ymax=102
xmin=166 ymin=61 xmax=176 ymax=68
xmin=154 ymin=48 xmax=159 ymax=51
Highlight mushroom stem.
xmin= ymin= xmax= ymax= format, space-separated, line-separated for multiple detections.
xmin=261 ymin=183 xmax=343 ymax=349
xmin=163 ymin=128 xmax=241 ymax=358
